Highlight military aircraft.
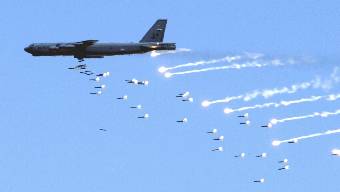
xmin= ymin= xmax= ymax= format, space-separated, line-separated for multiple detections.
xmin=24 ymin=19 xmax=176 ymax=62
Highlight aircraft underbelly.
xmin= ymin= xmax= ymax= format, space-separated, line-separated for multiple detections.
xmin=85 ymin=45 xmax=146 ymax=56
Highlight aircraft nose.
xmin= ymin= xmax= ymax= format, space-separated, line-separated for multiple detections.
xmin=24 ymin=46 xmax=32 ymax=53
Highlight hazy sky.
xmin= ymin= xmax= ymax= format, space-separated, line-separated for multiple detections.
xmin=1 ymin=0 xmax=340 ymax=191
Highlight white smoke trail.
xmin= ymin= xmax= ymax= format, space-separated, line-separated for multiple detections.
xmin=164 ymin=59 xmax=285 ymax=78
xmin=202 ymin=67 xmax=340 ymax=107
xmin=244 ymin=52 xmax=264 ymax=60
xmin=151 ymin=48 xmax=191 ymax=57
xmin=272 ymin=128 xmax=340 ymax=146
xmin=269 ymin=109 xmax=340 ymax=127
xmin=158 ymin=54 xmax=242 ymax=73
xmin=223 ymin=93 xmax=340 ymax=114
xmin=203 ymin=81 xmax=315 ymax=107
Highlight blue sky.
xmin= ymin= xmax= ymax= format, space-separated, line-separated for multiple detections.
xmin=1 ymin=0 xmax=340 ymax=191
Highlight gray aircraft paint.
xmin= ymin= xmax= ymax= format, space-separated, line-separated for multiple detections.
xmin=24 ymin=19 xmax=175 ymax=62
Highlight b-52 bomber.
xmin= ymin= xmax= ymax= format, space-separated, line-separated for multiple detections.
xmin=24 ymin=19 xmax=176 ymax=62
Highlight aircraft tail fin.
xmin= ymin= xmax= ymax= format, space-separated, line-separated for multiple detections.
xmin=140 ymin=19 xmax=167 ymax=43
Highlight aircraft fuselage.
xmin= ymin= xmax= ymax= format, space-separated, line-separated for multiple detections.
xmin=24 ymin=19 xmax=176 ymax=61
xmin=24 ymin=42 xmax=176 ymax=60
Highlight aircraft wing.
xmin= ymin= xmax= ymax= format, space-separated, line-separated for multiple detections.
xmin=74 ymin=40 xmax=98 ymax=47
xmin=72 ymin=40 xmax=98 ymax=61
